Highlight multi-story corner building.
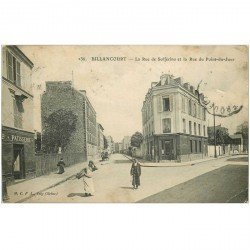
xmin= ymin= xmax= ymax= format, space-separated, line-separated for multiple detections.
xmin=141 ymin=74 xmax=208 ymax=162
xmin=97 ymin=123 xmax=105 ymax=156
xmin=2 ymin=46 xmax=35 ymax=183
xmin=41 ymin=81 xmax=98 ymax=161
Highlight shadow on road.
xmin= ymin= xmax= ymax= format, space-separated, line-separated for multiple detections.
xmin=120 ymin=186 xmax=134 ymax=190
xmin=227 ymin=157 xmax=248 ymax=162
xmin=138 ymin=164 xmax=248 ymax=203
xmin=114 ymin=160 xmax=131 ymax=164
xmin=67 ymin=193 xmax=89 ymax=198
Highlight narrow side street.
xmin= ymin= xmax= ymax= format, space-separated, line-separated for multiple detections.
xmin=20 ymin=154 xmax=248 ymax=203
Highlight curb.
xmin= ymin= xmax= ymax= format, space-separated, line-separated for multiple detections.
xmin=123 ymin=154 xmax=231 ymax=168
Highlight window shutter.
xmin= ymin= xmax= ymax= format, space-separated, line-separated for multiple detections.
xmin=169 ymin=95 xmax=174 ymax=111
xmin=157 ymin=96 xmax=163 ymax=112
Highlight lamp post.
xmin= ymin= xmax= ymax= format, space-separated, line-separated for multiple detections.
xmin=213 ymin=104 xmax=217 ymax=158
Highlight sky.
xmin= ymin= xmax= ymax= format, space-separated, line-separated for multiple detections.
xmin=19 ymin=45 xmax=248 ymax=142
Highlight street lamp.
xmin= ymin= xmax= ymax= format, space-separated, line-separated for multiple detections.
xmin=213 ymin=104 xmax=217 ymax=158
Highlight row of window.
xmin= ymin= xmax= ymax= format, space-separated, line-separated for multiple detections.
xmin=87 ymin=132 xmax=97 ymax=145
xmin=144 ymin=118 xmax=206 ymax=136
xmin=190 ymin=140 xmax=202 ymax=153
xmin=86 ymin=105 xmax=96 ymax=123
xmin=183 ymin=119 xmax=206 ymax=136
xmin=87 ymin=119 xmax=97 ymax=136
xmin=181 ymin=96 xmax=206 ymax=120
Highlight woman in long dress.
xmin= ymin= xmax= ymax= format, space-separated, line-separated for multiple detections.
xmin=130 ymin=159 xmax=141 ymax=189
xmin=56 ymin=158 xmax=65 ymax=174
xmin=77 ymin=166 xmax=95 ymax=196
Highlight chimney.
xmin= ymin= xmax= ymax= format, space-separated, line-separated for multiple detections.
xmin=183 ymin=82 xmax=189 ymax=90
xmin=160 ymin=74 xmax=169 ymax=85
xmin=175 ymin=77 xmax=183 ymax=85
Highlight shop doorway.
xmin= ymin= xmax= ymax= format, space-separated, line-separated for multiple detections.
xmin=13 ymin=144 xmax=25 ymax=179
xmin=162 ymin=139 xmax=173 ymax=160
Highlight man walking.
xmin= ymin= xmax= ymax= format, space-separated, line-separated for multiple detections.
xmin=130 ymin=159 xmax=141 ymax=189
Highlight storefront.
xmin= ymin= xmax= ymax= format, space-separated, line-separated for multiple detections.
xmin=144 ymin=134 xmax=208 ymax=162
xmin=2 ymin=126 xmax=36 ymax=184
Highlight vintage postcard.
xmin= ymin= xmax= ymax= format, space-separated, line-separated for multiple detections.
xmin=1 ymin=45 xmax=248 ymax=203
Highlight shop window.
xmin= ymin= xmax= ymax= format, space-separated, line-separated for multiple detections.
xmin=162 ymin=118 xmax=171 ymax=133
xmin=199 ymin=141 xmax=202 ymax=152
xmin=190 ymin=140 xmax=193 ymax=153
xmin=163 ymin=97 xmax=170 ymax=111
xmin=195 ymin=141 xmax=198 ymax=153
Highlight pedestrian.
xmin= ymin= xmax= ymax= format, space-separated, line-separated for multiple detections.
xmin=76 ymin=165 xmax=95 ymax=196
xmin=56 ymin=158 xmax=65 ymax=174
xmin=88 ymin=160 xmax=98 ymax=171
xmin=130 ymin=158 xmax=141 ymax=189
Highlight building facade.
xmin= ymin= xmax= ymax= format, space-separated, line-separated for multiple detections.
xmin=2 ymin=46 xmax=35 ymax=183
xmin=41 ymin=81 xmax=98 ymax=161
xmin=97 ymin=123 xmax=105 ymax=157
xmin=230 ymin=134 xmax=244 ymax=154
xmin=121 ymin=136 xmax=131 ymax=153
xmin=141 ymin=74 xmax=208 ymax=162
xmin=106 ymin=135 xmax=114 ymax=154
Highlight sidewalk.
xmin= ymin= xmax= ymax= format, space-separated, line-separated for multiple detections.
xmin=123 ymin=154 xmax=236 ymax=167
xmin=4 ymin=159 xmax=101 ymax=203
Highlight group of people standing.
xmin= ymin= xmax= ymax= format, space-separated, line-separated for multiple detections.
xmin=57 ymin=157 xmax=142 ymax=197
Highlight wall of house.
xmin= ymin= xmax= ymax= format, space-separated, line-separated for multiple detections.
xmin=41 ymin=82 xmax=86 ymax=157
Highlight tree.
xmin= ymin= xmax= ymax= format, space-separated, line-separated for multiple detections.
xmin=131 ymin=132 xmax=144 ymax=148
xmin=236 ymin=121 xmax=248 ymax=139
xmin=208 ymin=125 xmax=231 ymax=145
xmin=216 ymin=129 xmax=232 ymax=145
xmin=42 ymin=109 xmax=78 ymax=153
xmin=236 ymin=121 xmax=248 ymax=152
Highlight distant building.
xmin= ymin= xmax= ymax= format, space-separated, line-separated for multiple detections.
xmin=141 ymin=74 xmax=208 ymax=162
xmin=2 ymin=46 xmax=35 ymax=183
xmin=41 ymin=81 xmax=98 ymax=161
xmin=106 ymin=135 xmax=114 ymax=154
xmin=114 ymin=142 xmax=122 ymax=153
xmin=121 ymin=136 xmax=131 ymax=153
xmin=97 ymin=123 xmax=105 ymax=156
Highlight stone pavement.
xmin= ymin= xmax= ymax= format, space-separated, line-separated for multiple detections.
xmin=4 ymin=159 xmax=101 ymax=203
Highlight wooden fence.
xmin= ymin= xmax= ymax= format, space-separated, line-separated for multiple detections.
xmin=35 ymin=153 xmax=86 ymax=177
